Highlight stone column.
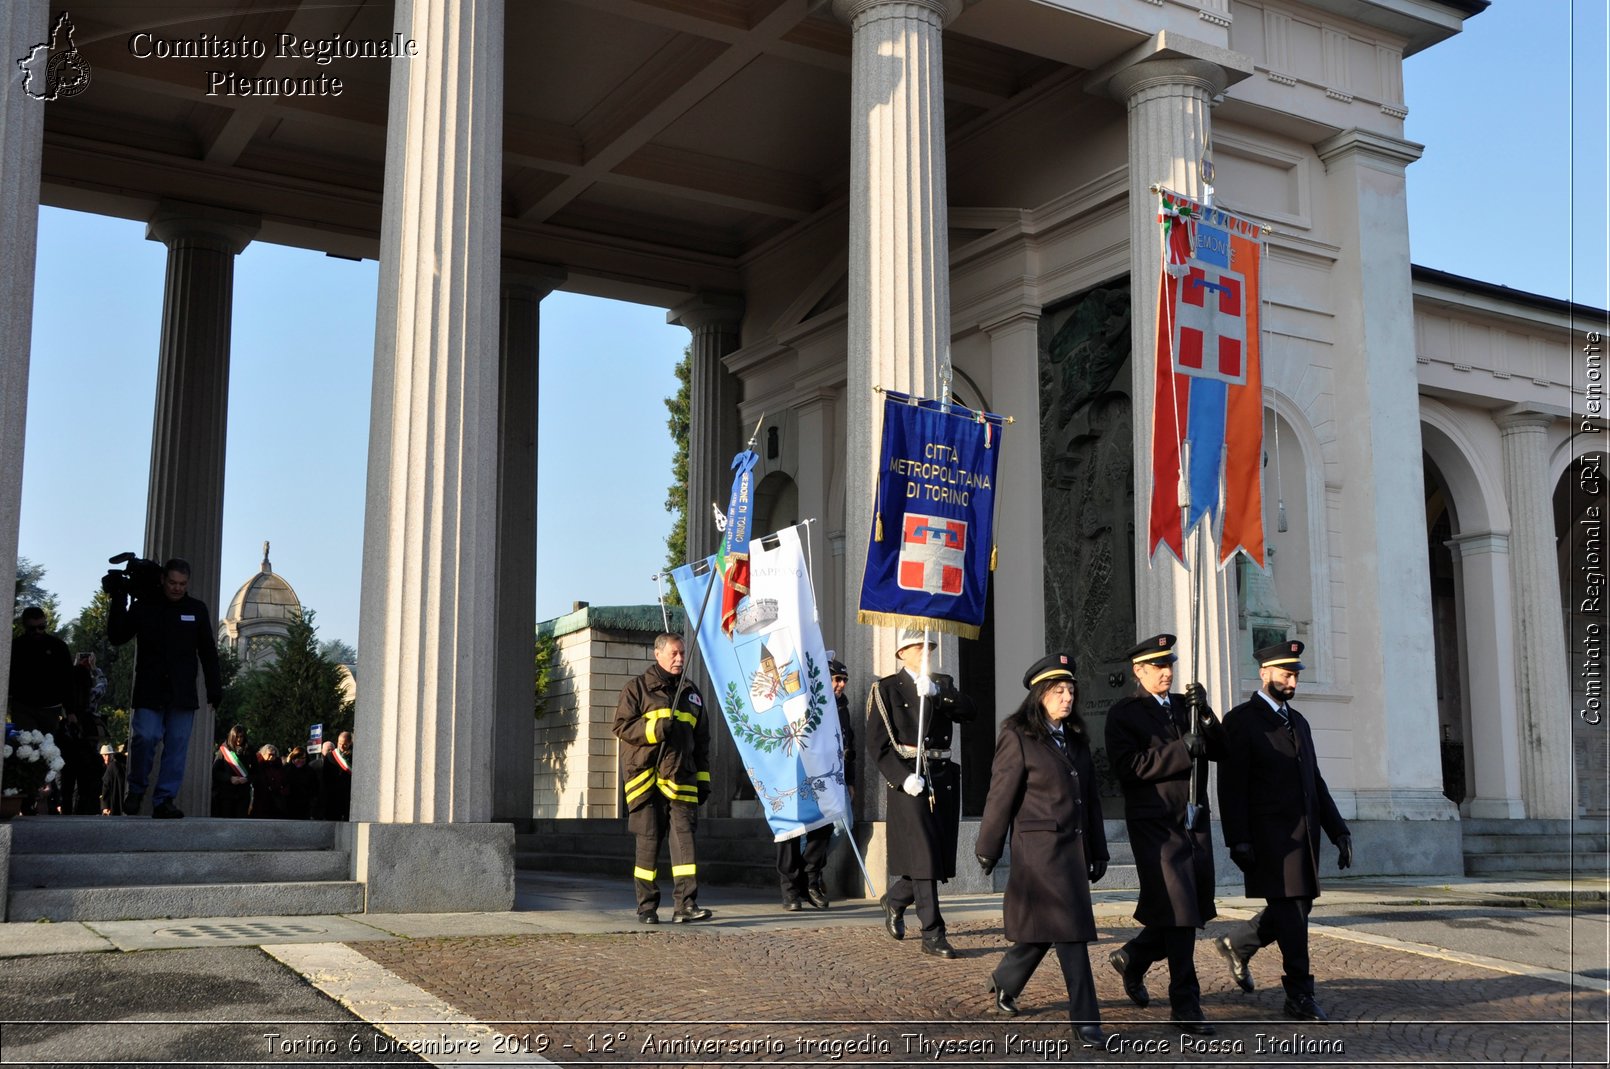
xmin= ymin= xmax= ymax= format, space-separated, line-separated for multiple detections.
xmin=1316 ymin=128 xmax=1452 ymax=821
xmin=1446 ymin=532 xmax=1525 ymax=819
xmin=0 ymin=0 xmax=46 ymax=811
xmin=834 ymin=0 xmax=959 ymax=742
xmin=984 ymin=310 xmax=1044 ymax=728
xmin=1497 ymin=407 xmax=1573 ymax=818
xmin=143 ymin=202 xmax=259 ymax=817
xmin=355 ymin=0 xmax=513 ymax=909
xmin=491 ymin=262 xmax=564 ymax=824
xmin=1096 ymin=37 xmax=1251 ymax=715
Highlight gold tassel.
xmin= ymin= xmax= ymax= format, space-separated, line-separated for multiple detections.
xmin=990 ymin=544 xmax=998 ymax=572
xmin=874 ymin=513 xmax=883 ymax=541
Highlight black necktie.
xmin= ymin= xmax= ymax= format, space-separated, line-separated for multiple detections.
xmin=1050 ymin=728 xmax=1067 ymax=754
xmin=1277 ymin=705 xmax=1296 ymax=746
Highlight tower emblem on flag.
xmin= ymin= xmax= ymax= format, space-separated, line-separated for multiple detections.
xmin=898 ymin=514 xmax=967 ymax=596
xmin=1174 ymin=263 xmax=1247 ymax=384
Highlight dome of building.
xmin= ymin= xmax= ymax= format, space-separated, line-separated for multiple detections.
xmin=219 ymin=542 xmax=303 ymax=666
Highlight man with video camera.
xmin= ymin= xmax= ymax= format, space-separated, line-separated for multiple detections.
xmin=106 ymin=556 xmax=222 ymax=819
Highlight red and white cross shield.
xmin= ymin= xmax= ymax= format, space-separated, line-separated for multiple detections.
xmin=898 ymin=514 xmax=967 ymax=596
xmin=1172 ymin=261 xmax=1248 ymax=385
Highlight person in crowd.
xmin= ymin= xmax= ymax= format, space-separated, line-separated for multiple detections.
xmin=975 ymin=653 xmax=1108 ymax=1045
xmin=8 ymin=606 xmax=77 ymax=739
xmin=249 ymin=743 xmax=289 ymax=818
xmin=613 ymin=635 xmax=711 ymax=924
xmin=868 ymin=628 xmax=975 ymax=958
xmin=98 ymin=743 xmax=125 ymax=816
xmin=58 ymin=652 xmax=106 ymax=814
xmin=108 ymin=558 xmax=222 ymax=818
xmin=776 ymin=655 xmax=856 ymax=911
xmin=318 ymin=730 xmax=353 ymax=821
xmin=1216 ymin=640 xmax=1352 ymax=1022
xmin=1104 ymin=633 xmax=1225 ymax=1034
xmin=211 ymin=723 xmax=252 ymax=818
xmin=283 ymin=745 xmax=316 ymax=819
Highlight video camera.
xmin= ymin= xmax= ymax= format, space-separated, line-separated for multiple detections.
xmin=101 ymin=551 xmax=163 ymax=603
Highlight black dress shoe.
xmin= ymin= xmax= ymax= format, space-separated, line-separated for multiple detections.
xmin=151 ymin=801 xmax=184 ymax=819
xmin=783 ymin=895 xmax=804 ymax=911
xmin=878 ymin=893 xmax=905 ymax=941
xmin=1108 ymin=947 xmax=1150 ymax=1008
xmin=987 ymin=979 xmax=1019 ymax=1016
xmin=1075 ymin=1025 xmax=1106 ymax=1045
xmin=1171 ymin=1012 xmax=1216 ymax=1035
xmin=806 ymin=885 xmax=830 ymax=910
xmin=1283 ymin=994 xmax=1328 ymax=1022
xmin=122 ymin=794 xmax=143 ymax=816
xmin=920 ymin=934 xmax=957 ymax=959
xmin=1214 ymin=935 xmax=1255 ymax=993
xmin=637 ymin=912 xmax=660 ymax=925
xmin=672 ymin=906 xmax=713 ymax=923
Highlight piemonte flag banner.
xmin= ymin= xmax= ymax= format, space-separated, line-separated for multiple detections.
xmin=672 ymin=525 xmax=850 ymax=842
xmin=858 ymin=392 xmax=1004 ymax=639
xmin=717 ymin=449 xmax=760 ymax=636
xmin=1148 ymin=189 xmax=1267 ymax=568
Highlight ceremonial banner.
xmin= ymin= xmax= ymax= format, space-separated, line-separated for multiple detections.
xmin=672 ymin=525 xmax=849 ymax=842
xmin=1147 ymin=189 xmax=1267 ymax=567
xmin=858 ymin=392 xmax=1004 ymax=639
xmin=718 ymin=449 xmax=760 ymax=636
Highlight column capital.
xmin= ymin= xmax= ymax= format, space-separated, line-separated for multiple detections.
xmin=668 ymin=292 xmax=745 ymax=333
xmin=1446 ymin=530 xmax=1510 ymax=558
xmin=980 ymin=306 xmax=1041 ymax=336
xmin=501 ymin=259 xmax=566 ymax=300
xmin=832 ymin=0 xmax=963 ymax=29
xmin=145 ymin=201 xmax=259 ymax=254
xmin=1314 ymin=128 xmax=1424 ymax=170
xmin=1087 ymin=31 xmax=1254 ymax=103
xmin=1496 ymin=402 xmax=1569 ymax=433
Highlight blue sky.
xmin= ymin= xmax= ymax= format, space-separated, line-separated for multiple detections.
xmin=18 ymin=1 xmax=1607 ymax=652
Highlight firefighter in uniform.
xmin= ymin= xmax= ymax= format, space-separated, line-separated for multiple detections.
xmin=613 ymin=633 xmax=712 ymax=924
xmin=868 ymin=628 xmax=975 ymax=958
xmin=776 ymin=656 xmax=856 ymax=910
xmin=1104 ymin=633 xmax=1225 ymax=1034
xmin=1216 ymin=640 xmax=1352 ymax=1021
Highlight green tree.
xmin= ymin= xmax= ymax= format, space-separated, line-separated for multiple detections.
xmin=318 ymin=638 xmax=357 ymax=665
xmin=13 ymin=556 xmax=62 ymax=633
xmin=534 ymin=629 xmax=558 ymax=718
xmin=231 ymin=608 xmax=349 ymax=751
xmin=63 ymin=587 xmax=135 ymax=729
xmin=661 ymin=344 xmax=691 ymax=605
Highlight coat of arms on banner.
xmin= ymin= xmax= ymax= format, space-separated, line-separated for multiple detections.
xmin=1174 ymin=264 xmax=1248 ymax=385
xmin=898 ymin=514 xmax=967 ymax=595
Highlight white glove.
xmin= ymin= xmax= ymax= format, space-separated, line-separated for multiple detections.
xmin=902 ymin=774 xmax=926 ymax=796
xmin=914 ymin=673 xmax=938 ymax=697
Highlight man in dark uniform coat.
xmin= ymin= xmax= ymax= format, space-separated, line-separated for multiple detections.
xmin=777 ymin=657 xmax=856 ymax=910
xmin=1104 ymin=633 xmax=1225 ymax=1034
xmin=1216 ymin=640 xmax=1352 ymax=1021
xmin=868 ymin=628 xmax=975 ymax=957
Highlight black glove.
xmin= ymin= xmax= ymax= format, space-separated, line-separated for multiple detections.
xmin=1088 ymin=859 xmax=1107 ymax=884
xmin=1183 ymin=733 xmax=1207 ymax=759
xmin=977 ymin=854 xmax=997 ymax=876
xmin=1230 ymin=842 xmax=1256 ymax=873
xmin=1185 ymin=681 xmax=1206 ymax=709
xmin=1336 ymin=834 xmax=1353 ymax=870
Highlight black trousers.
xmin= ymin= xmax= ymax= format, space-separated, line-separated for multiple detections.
xmin=777 ymin=823 xmax=833 ymax=896
xmin=630 ymin=797 xmax=698 ymax=915
xmin=886 ymin=875 xmax=943 ymax=936
xmin=1122 ymin=925 xmax=1201 ymax=1014
xmin=1226 ymin=897 xmax=1314 ymax=997
xmin=992 ymin=941 xmax=1099 ymax=1023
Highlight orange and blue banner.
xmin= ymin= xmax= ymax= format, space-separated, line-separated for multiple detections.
xmin=1148 ymin=190 xmax=1266 ymax=568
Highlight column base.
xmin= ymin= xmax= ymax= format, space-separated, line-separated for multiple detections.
xmin=1351 ymin=788 xmax=1460 ymax=822
xmin=346 ymin=822 xmax=514 ymax=913
xmin=1464 ymin=796 xmax=1527 ymax=820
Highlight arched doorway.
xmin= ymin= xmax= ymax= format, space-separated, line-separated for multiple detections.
xmin=1423 ymin=460 xmax=1467 ymax=807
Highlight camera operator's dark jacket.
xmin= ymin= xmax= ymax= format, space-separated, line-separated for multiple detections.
xmin=108 ymin=594 xmax=222 ymax=712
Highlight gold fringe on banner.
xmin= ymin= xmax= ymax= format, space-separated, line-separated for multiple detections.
xmin=874 ymin=513 xmax=883 ymax=541
xmin=990 ymin=544 xmax=998 ymax=572
xmin=855 ymin=609 xmax=982 ymax=641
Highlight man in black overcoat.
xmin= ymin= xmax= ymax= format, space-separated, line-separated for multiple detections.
xmin=1104 ymin=633 xmax=1224 ymax=1033
xmin=867 ymin=628 xmax=975 ymax=958
xmin=1215 ymin=640 xmax=1352 ymax=1022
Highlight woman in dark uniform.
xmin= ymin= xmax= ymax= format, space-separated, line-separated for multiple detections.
xmin=975 ymin=653 xmax=1109 ymax=1045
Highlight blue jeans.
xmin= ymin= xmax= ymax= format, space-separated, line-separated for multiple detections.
xmin=127 ymin=706 xmax=195 ymax=807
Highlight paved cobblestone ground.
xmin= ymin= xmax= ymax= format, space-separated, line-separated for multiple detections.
xmin=356 ymin=918 xmax=1606 ymax=1067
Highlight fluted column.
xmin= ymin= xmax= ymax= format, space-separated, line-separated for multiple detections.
xmin=357 ymin=0 xmax=504 ymax=832
xmin=1447 ymin=532 xmax=1525 ymax=819
xmin=835 ymin=0 xmax=959 ymax=727
xmin=1101 ymin=41 xmax=1248 ymax=716
xmin=0 ymin=0 xmax=46 ymax=807
xmin=669 ymin=293 xmax=744 ymax=565
xmin=492 ymin=262 xmax=564 ymax=824
xmin=1497 ymin=407 xmax=1573 ymax=817
xmin=144 ymin=202 xmax=258 ymax=817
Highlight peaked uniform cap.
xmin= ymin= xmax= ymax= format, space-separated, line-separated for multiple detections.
xmin=828 ymin=658 xmax=848 ymax=679
xmin=1255 ymin=639 xmax=1306 ymax=671
xmin=1126 ymin=633 xmax=1178 ymax=664
xmin=1022 ymin=653 xmax=1076 ymax=689
xmin=896 ymin=628 xmax=936 ymax=653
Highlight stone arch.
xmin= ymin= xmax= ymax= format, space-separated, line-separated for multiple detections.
xmin=753 ymin=469 xmax=799 ymax=535
xmin=1420 ymin=399 xmax=1506 ymax=535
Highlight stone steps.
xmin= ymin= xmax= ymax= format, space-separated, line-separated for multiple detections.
xmin=1460 ymin=818 xmax=1609 ymax=877
xmin=8 ymin=881 xmax=364 ymax=922
xmin=1464 ymin=852 xmax=1610 ymax=876
xmin=11 ymin=849 xmax=350 ymax=888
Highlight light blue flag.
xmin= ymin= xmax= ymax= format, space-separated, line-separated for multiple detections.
xmin=671 ymin=525 xmax=850 ymax=842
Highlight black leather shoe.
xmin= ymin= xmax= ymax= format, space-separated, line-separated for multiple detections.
xmin=672 ymin=906 xmax=713 ymax=923
xmin=151 ymin=801 xmax=184 ymax=819
xmin=987 ymin=979 xmax=1018 ymax=1016
xmin=878 ymin=893 xmax=905 ymax=941
xmin=1075 ymin=1025 xmax=1106 ymax=1045
xmin=1283 ymin=994 xmax=1328 ymax=1022
xmin=1215 ymin=935 xmax=1255 ymax=993
xmin=637 ymin=912 xmax=660 ymax=925
xmin=1108 ymin=947 xmax=1150 ymax=1008
xmin=1171 ymin=1012 xmax=1215 ymax=1035
xmin=806 ymin=885 xmax=830 ymax=910
xmin=920 ymin=934 xmax=957 ymax=959
xmin=783 ymin=895 xmax=804 ymax=912
xmin=122 ymin=794 xmax=143 ymax=816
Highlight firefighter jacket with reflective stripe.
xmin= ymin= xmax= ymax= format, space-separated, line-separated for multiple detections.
xmin=613 ymin=662 xmax=710 ymax=811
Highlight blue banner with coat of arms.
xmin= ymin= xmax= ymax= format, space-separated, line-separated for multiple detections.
xmin=857 ymin=392 xmax=1005 ymax=640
